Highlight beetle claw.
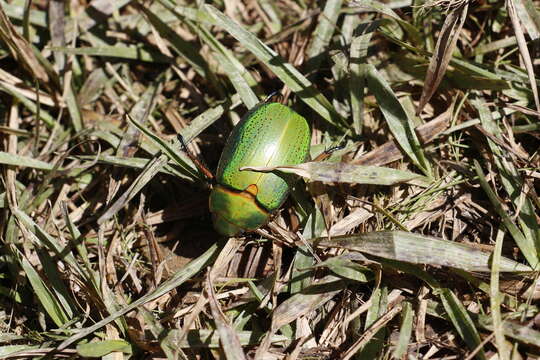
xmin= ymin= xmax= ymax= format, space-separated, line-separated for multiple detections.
xmin=264 ymin=91 xmax=283 ymax=104
xmin=177 ymin=134 xmax=188 ymax=150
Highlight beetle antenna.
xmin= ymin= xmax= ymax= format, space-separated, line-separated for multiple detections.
xmin=324 ymin=144 xmax=346 ymax=154
xmin=313 ymin=142 xmax=346 ymax=162
xmin=177 ymin=134 xmax=215 ymax=182
xmin=319 ymin=130 xmax=349 ymax=158
xmin=264 ymin=91 xmax=283 ymax=104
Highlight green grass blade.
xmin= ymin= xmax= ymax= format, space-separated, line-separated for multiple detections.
xmin=357 ymin=287 xmax=387 ymax=358
xmin=192 ymin=23 xmax=259 ymax=108
xmin=127 ymin=117 xmax=200 ymax=181
xmin=19 ymin=253 xmax=70 ymax=327
xmin=0 ymin=345 xmax=40 ymax=358
xmin=64 ymin=82 xmax=83 ymax=132
xmin=77 ymin=340 xmax=133 ymax=357
xmin=97 ymin=154 xmax=168 ymax=224
xmin=14 ymin=209 xmax=81 ymax=273
xmin=491 ymin=228 xmax=511 ymax=359
xmin=0 ymin=151 xmax=55 ymax=170
xmin=439 ymin=288 xmax=487 ymax=360
xmin=49 ymin=45 xmax=172 ymax=63
xmin=478 ymin=314 xmax=540 ymax=347
xmin=366 ymin=64 xmax=431 ymax=176
xmin=314 ymin=231 xmax=532 ymax=272
xmin=392 ymin=301 xmax=413 ymax=359
xmin=138 ymin=4 xmax=208 ymax=77
xmin=472 ymin=94 xmax=540 ymax=267
xmin=56 ymin=242 xmax=221 ymax=351
xmin=316 ymin=255 xmax=371 ymax=282
xmin=474 ymin=160 xmax=539 ymax=269
xmin=290 ymin=246 xmax=314 ymax=294
xmin=305 ymin=0 xmax=343 ymax=71
xmin=271 ymin=275 xmax=344 ymax=331
xmin=37 ymin=250 xmax=75 ymax=319
xmin=349 ymin=0 xmax=421 ymax=45
xmin=0 ymin=82 xmax=55 ymax=127
xmin=349 ymin=20 xmax=382 ymax=136
xmin=205 ymin=4 xmax=345 ymax=130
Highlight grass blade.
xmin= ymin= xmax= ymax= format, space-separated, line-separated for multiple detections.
xmin=271 ymin=275 xmax=344 ymax=331
xmin=162 ymin=330 xmax=288 ymax=348
xmin=349 ymin=20 xmax=382 ymax=136
xmin=127 ymin=117 xmax=199 ymax=181
xmin=491 ymin=228 xmax=511 ymax=359
xmin=366 ymin=64 xmax=431 ymax=176
xmin=507 ymin=0 xmax=540 ymax=114
xmin=0 ymin=4 xmax=51 ymax=86
xmin=349 ymin=0 xmax=422 ymax=45
xmin=472 ymin=94 xmax=540 ymax=268
xmin=77 ymin=340 xmax=133 ymax=357
xmin=138 ymin=4 xmax=208 ymax=77
xmin=392 ymin=301 xmax=413 ymax=359
xmin=19 ymin=253 xmax=69 ymax=327
xmin=416 ymin=3 xmax=468 ymax=115
xmin=49 ymin=45 xmax=172 ymax=63
xmin=474 ymin=160 xmax=539 ymax=269
xmin=242 ymin=162 xmax=424 ymax=185
xmin=192 ymin=23 xmax=259 ymax=108
xmin=97 ymin=154 xmax=168 ymax=224
xmin=206 ymin=273 xmax=248 ymax=360
xmin=205 ymin=4 xmax=345 ymax=130
xmin=305 ymin=0 xmax=343 ymax=71
xmin=0 ymin=151 xmax=55 ymax=170
xmin=314 ymin=231 xmax=532 ymax=272
xmin=56 ymin=242 xmax=222 ymax=351
xmin=439 ymin=288 xmax=486 ymax=360
xmin=514 ymin=0 xmax=540 ymax=39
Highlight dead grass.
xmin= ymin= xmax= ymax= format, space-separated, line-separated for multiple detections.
xmin=0 ymin=0 xmax=539 ymax=359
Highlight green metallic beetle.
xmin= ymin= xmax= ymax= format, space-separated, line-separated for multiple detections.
xmin=179 ymin=100 xmax=312 ymax=236
xmin=208 ymin=101 xmax=311 ymax=236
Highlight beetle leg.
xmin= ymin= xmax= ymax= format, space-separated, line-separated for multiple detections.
xmin=263 ymin=90 xmax=283 ymax=104
xmin=313 ymin=144 xmax=346 ymax=162
xmin=177 ymin=134 xmax=215 ymax=181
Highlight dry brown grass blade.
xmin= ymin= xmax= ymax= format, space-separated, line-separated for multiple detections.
xmin=97 ymin=155 xmax=168 ymax=225
xmin=353 ymin=110 xmax=450 ymax=166
xmin=506 ymin=103 xmax=540 ymax=117
xmin=271 ymin=276 xmax=344 ymax=331
xmin=416 ymin=3 xmax=468 ymax=115
xmin=4 ymin=102 xmax=19 ymax=210
xmin=254 ymin=275 xmax=344 ymax=359
xmin=341 ymin=302 xmax=403 ymax=360
xmin=169 ymin=239 xmax=243 ymax=351
xmin=0 ymin=4 xmax=52 ymax=90
xmin=0 ymin=68 xmax=57 ymax=106
xmin=206 ymin=272 xmax=247 ymax=360
xmin=507 ymin=0 xmax=540 ymax=115
xmin=48 ymin=0 xmax=66 ymax=71
xmin=4 ymin=1 xmax=540 ymax=358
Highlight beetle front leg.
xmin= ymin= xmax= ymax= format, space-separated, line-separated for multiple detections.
xmin=177 ymin=134 xmax=215 ymax=182
xmin=263 ymin=90 xmax=283 ymax=104
xmin=312 ymin=144 xmax=346 ymax=162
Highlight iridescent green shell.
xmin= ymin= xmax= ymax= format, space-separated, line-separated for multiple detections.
xmin=216 ymin=102 xmax=311 ymax=211
xmin=209 ymin=102 xmax=311 ymax=236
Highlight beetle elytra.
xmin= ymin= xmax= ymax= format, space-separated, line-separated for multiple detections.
xmin=209 ymin=102 xmax=311 ymax=236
